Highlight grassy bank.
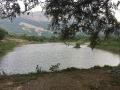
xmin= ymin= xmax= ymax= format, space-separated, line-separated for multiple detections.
xmin=19 ymin=35 xmax=89 ymax=44
xmin=0 ymin=37 xmax=31 ymax=56
xmin=96 ymin=38 xmax=120 ymax=54
xmin=0 ymin=65 xmax=120 ymax=90
xmin=0 ymin=35 xmax=89 ymax=56
xmin=0 ymin=36 xmax=119 ymax=90
xmin=0 ymin=41 xmax=17 ymax=56
xmin=63 ymin=37 xmax=89 ymax=45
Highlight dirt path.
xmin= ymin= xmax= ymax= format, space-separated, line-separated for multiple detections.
xmin=0 ymin=69 xmax=120 ymax=90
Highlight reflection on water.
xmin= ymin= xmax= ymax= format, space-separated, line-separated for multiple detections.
xmin=0 ymin=43 xmax=119 ymax=74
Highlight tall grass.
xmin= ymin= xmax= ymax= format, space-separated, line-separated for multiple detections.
xmin=96 ymin=38 xmax=120 ymax=54
xmin=0 ymin=41 xmax=17 ymax=56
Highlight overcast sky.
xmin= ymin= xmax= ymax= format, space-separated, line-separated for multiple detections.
xmin=18 ymin=0 xmax=120 ymax=22
xmin=18 ymin=0 xmax=45 ymax=12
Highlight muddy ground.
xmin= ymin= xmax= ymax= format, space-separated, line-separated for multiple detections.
xmin=0 ymin=67 xmax=120 ymax=90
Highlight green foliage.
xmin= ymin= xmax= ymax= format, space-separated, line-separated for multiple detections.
xmin=0 ymin=28 xmax=8 ymax=41
xmin=96 ymin=38 xmax=120 ymax=54
xmin=49 ymin=63 xmax=60 ymax=72
xmin=45 ymin=0 xmax=120 ymax=48
xmin=60 ymin=27 xmax=76 ymax=40
xmin=36 ymin=65 xmax=42 ymax=73
xmin=61 ymin=67 xmax=79 ymax=72
xmin=21 ymin=35 xmax=61 ymax=42
xmin=74 ymin=42 xmax=81 ymax=48
xmin=90 ymin=66 xmax=101 ymax=69
xmin=0 ymin=41 xmax=17 ymax=56
xmin=0 ymin=0 xmax=41 ymax=19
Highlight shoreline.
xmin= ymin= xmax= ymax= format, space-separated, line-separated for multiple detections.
xmin=0 ymin=65 xmax=120 ymax=90
xmin=0 ymin=37 xmax=120 ymax=90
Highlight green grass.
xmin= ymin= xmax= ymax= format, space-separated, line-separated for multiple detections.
xmin=96 ymin=38 xmax=120 ymax=54
xmin=0 ymin=41 xmax=17 ymax=56
xmin=17 ymin=35 xmax=88 ymax=43
xmin=63 ymin=37 xmax=89 ymax=45
xmin=0 ymin=35 xmax=89 ymax=57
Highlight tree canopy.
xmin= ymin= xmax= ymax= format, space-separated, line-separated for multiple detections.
xmin=0 ymin=0 xmax=44 ymax=20
xmin=0 ymin=0 xmax=120 ymax=48
xmin=45 ymin=0 xmax=120 ymax=48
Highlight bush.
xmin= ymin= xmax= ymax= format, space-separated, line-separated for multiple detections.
xmin=0 ymin=28 xmax=8 ymax=41
xmin=91 ymin=66 xmax=101 ymax=69
xmin=49 ymin=63 xmax=60 ymax=72
xmin=36 ymin=65 xmax=42 ymax=73
xmin=74 ymin=42 xmax=81 ymax=48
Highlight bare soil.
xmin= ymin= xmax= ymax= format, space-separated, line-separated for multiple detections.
xmin=0 ymin=68 xmax=120 ymax=90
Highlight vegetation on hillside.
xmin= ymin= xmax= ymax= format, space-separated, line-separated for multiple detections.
xmin=96 ymin=38 xmax=120 ymax=54
xmin=0 ymin=28 xmax=15 ymax=56
xmin=0 ymin=28 xmax=8 ymax=41
xmin=21 ymin=35 xmax=61 ymax=42
xmin=0 ymin=0 xmax=120 ymax=89
xmin=0 ymin=0 xmax=120 ymax=49
xmin=0 ymin=41 xmax=17 ymax=56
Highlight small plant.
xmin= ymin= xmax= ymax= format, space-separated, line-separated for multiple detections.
xmin=0 ymin=72 xmax=2 ymax=76
xmin=103 ymin=65 xmax=112 ymax=69
xmin=0 ymin=70 xmax=7 ymax=76
xmin=62 ymin=67 xmax=79 ymax=72
xmin=2 ymin=71 xmax=7 ymax=76
xmin=74 ymin=42 xmax=81 ymax=48
xmin=118 ymin=63 xmax=120 ymax=67
xmin=49 ymin=63 xmax=60 ymax=72
xmin=36 ymin=65 xmax=42 ymax=73
xmin=91 ymin=65 xmax=101 ymax=69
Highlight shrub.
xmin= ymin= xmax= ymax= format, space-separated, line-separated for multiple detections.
xmin=74 ymin=42 xmax=81 ymax=48
xmin=36 ymin=65 xmax=42 ymax=73
xmin=49 ymin=63 xmax=60 ymax=72
xmin=91 ymin=65 xmax=101 ymax=69
xmin=0 ymin=28 xmax=8 ymax=41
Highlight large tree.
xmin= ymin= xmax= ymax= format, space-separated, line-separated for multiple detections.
xmin=0 ymin=0 xmax=120 ymax=48
xmin=0 ymin=0 xmax=44 ymax=20
xmin=45 ymin=0 xmax=120 ymax=48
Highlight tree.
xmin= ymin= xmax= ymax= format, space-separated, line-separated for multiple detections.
xmin=0 ymin=28 xmax=8 ymax=41
xmin=0 ymin=0 xmax=120 ymax=48
xmin=45 ymin=0 xmax=120 ymax=48
xmin=0 ymin=0 xmax=44 ymax=20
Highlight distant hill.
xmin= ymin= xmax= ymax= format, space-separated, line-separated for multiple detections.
xmin=21 ymin=11 xmax=50 ymax=22
xmin=0 ymin=12 xmax=88 ymax=38
xmin=0 ymin=12 xmax=53 ymax=37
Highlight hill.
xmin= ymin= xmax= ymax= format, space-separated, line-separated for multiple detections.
xmin=0 ymin=12 xmax=53 ymax=37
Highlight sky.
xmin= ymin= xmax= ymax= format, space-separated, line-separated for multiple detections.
xmin=18 ymin=0 xmax=45 ymax=12
xmin=112 ymin=0 xmax=120 ymax=21
xmin=18 ymin=0 xmax=120 ymax=22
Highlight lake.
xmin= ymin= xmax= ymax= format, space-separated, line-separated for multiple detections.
xmin=0 ymin=43 xmax=119 ymax=75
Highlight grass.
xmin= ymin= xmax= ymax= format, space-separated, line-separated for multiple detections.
xmin=9 ymin=35 xmax=89 ymax=44
xmin=0 ymin=35 xmax=89 ymax=57
xmin=63 ymin=37 xmax=89 ymax=46
xmin=0 ymin=36 xmax=31 ymax=56
xmin=0 ymin=36 xmax=119 ymax=90
xmin=0 ymin=41 xmax=17 ymax=56
xmin=96 ymin=38 xmax=120 ymax=54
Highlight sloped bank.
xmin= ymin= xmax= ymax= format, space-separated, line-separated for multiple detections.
xmin=0 ymin=65 xmax=120 ymax=90
xmin=96 ymin=38 xmax=120 ymax=54
xmin=0 ymin=37 xmax=30 ymax=56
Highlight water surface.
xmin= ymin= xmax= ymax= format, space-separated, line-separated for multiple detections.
xmin=0 ymin=43 xmax=119 ymax=74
